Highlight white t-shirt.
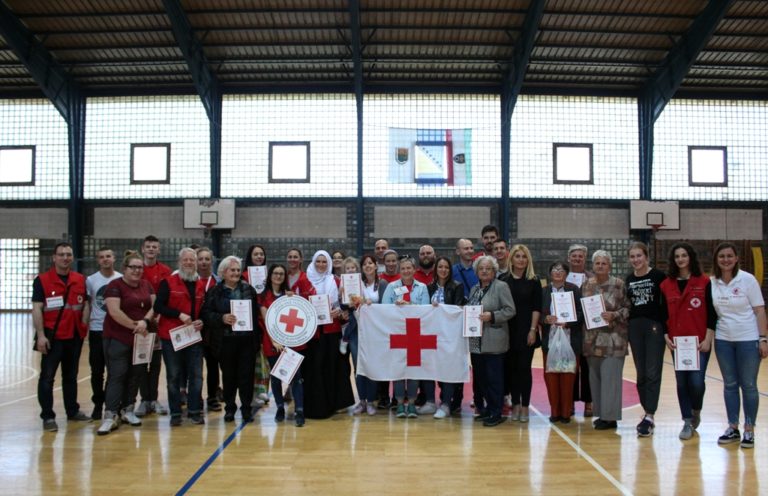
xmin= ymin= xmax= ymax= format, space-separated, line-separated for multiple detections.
xmin=86 ymin=270 xmax=122 ymax=331
xmin=363 ymin=282 xmax=380 ymax=303
xmin=711 ymin=271 xmax=765 ymax=341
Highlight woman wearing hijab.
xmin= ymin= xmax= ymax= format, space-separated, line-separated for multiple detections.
xmin=302 ymin=250 xmax=355 ymax=418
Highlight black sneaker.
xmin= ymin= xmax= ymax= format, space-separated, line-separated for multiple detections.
xmin=482 ymin=415 xmax=506 ymax=427
xmin=241 ymin=409 xmax=253 ymax=423
xmin=389 ymin=397 xmax=399 ymax=411
xmin=91 ymin=406 xmax=103 ymax=421
xmin=741 ymin=431 xmax=754 ymax=449
xmin=275 ymin=406 xmax=285 ymax=422
xmin=295 ymin=411 xmax=305 ymax=427
xmin=67 ymin=411 xmax=91 ymax=422
xmin=207 ymin=400 xmax=222 ymax=412
xmin=189 ymin=414 xmax=205 ymax=425
xmin=170 ymin=416 xmax=183 ymax=427
xmin=594 ymin=419 xmax=618 ymax=430
xmin=224 ymin=413 xmax=235 ymax=423
xmin=718 ymin=426 xmax=740 ymax=445
xmin=637 ymin=417 xmax=654 ymax=437
xmin=377 ymin=397 xmax=391 ymax=410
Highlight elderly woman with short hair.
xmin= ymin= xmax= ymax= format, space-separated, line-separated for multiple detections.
xmin=581 ymin=250 xmax=630 ymax=430
xmin=201 ymin=256 xmax=261 ymax=423
xmin=468 ymin=255 xmax=516 ymax=427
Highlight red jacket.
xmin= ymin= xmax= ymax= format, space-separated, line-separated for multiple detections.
xmin=142 ymin=262 xmax=172 ymax=293
xmin=660 ymin=274 xmax=709 ymax=340
xmin=289 ymin=271 xmax=315 ymax=297
xmin=157 ymin=274 xmax=205 ymax=340
xmin=39 ymin=268 xmax=88 ymax=339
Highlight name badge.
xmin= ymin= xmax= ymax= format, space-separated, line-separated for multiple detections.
xmin=394 ymin=286 xmax=410 ymax=296
xmin=46 ymin=295 xmax=64 ymax=309
xmin=716 ymin=296 xmax=730 ymax=307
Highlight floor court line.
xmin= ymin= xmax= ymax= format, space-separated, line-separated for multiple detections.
xmin=0 ymin=375 xmax=91 ymax=408
xmin=529 ymin=404 xmax=633 ymax=496
xmin=176 ymin=421 xmax=249 ymax=495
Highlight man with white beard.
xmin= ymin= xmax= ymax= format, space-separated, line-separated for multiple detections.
xmin=153 ymin=248 xmax=206 ymax=426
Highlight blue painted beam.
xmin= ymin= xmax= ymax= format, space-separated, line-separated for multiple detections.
xmin=350 ymin=0 xmax=365 ymax=256
xmin=641 ymin=0 xmax=736 ymax=123
xmin=500 ymin=0 xmax=545 ymax=240
xmin=0 ymin=1 xmax=80 ymax=122
xmin=638 ymin=0 xmax=735 ymax=200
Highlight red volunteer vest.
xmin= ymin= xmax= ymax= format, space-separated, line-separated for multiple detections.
xmin=157 ymin=274 xmax=205 ymax=340
xmin=660 ymin=274 xmax=709 ymax=341
xmin=39 ymin=268 xmax=88 ymax=339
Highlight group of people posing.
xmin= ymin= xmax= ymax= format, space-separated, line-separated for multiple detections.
xmin=32 ymin=227 xmax=767 ymax=448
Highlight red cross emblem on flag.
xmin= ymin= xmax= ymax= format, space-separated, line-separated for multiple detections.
xmin=279 ymin=308 xmax=305 ymax=334
xmin=390 ymin=317 xmax=437 ymax=366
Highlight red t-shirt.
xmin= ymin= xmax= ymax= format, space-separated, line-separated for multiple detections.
xmin=142 ymin=262 xmax=172 ymax=293
xmin=380 ymin=273 xmax=401 ymax=284
xmin=103 ymin=278 xmax=155 ymax=345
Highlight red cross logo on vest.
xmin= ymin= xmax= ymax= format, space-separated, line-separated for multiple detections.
xmin=279 ymin=308 xmax=305 ymax=334
xmin=390 ymin=317 xmax=437 ymax=366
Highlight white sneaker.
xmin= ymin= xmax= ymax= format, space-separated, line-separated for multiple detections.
xmin=339 ymin=340 xmax=349 ymax=354
xmin=434 ymin=404 xmax=450 ymax=419
xmin=134 ymin=401 xmax=148 ymax=417
xmin=251 ymin=396 xmax=266 ymax=408
xmin=121 ymin=410 xmax=142 ymax=426
xmin=97 ymin=414 xmax=119 ymax=435
xmin=150 ymin=401 xmax=168 ymax=415
xmin=416 ymin=402 xmax=436 ymax=415
xmin=258 ymin=392 xmax=270 ymax=402
xmin=351 ymin=402 xmax=365 ymax=415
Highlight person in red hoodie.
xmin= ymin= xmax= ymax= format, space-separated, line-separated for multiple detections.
xmin=659 ymin=242 xmax=716 ymax=441
xmin=33 ymin=241 xmax=90 ymax=432
xmin=135 ymin=235 xmax=171 ymax=417
xmin=153 ymin=247 xmax=206 ymax=426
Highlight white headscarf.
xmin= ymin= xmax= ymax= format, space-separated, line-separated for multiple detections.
xmin=306 ymin=250 xmax=339 ymax=306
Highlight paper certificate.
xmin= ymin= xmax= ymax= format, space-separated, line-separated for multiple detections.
xmin=132 ymin=333 xmax=156 ymax=365
xmin=230 ymin=299 xmax=253 ymax=331
xmin=169 ymin=324 xmax=202 ymax=351
xmin=341 ymin=273 xmax=363 ymax=305
xmin=674 ymin=336 xmax=700 ymax=371
xmin=552 ymin=291 xmax=578 ymax=323
xmin=309 ymin=294 xmax=333 ymax=325
xmin=566 ymin=272 xmax=586 ymax=288
xmin=580 ymin=294 xmax=608 ymax=329
xmin=247 ymin=266 xmax=266 ymax=294
xmin=270 ymin=347 xmax=304 ymax=384
xmin=463 ymin=305 xmax=483 ymax=337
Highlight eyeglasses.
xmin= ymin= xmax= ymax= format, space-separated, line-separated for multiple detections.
xmin=126 ymin=265 xmax=144 ymax=271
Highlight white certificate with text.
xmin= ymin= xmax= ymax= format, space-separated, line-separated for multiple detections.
xmin=674 ymin=336 xmax=700 ymax=371
xmin=169 ymin=324 xmax=202 ymax=351
xmin=247 ymin=266 xmax=266 ymax=294
xmin=580 ymin=294 xmax=608 ymax=329
xmin=132 ymin=333 xmax=156 ymax=365
xmin=270 ymin=347 xmax=304 ymax=384
xmin=230 ymin=299 xmax=253 ymax=332
xmin=463 ymin=305 xmax=483 ymax=337
xmin=552 ymin=291 xmax=578 ymax=323
xmin=310 ymin=294 xmax=333 ymax=325
xmin=341 ymin=273 xmax=363 ymax=305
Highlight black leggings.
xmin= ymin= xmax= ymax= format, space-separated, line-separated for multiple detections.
xmin=505 ymin=347 xmax=536 ymax=407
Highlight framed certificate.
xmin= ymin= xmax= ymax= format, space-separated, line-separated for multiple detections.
xmin=463 ymin=305 xmax=483 ymax=337
xmin=169 ymin=324 xmax=202 ymax=351
xmin=674 ymin=336 xmax=700 ymax=371
xmin=309 ymin=294 xmax=333 ymax=325
xmin=247 ymin=266 xmax=266 ymax=294
xmin=132 ymin=333 xmax=156 ymax=365
xmin=230 ymin=299 xmax=253 ymax=331
xmin=341 ymin=273 xmax=363 ymax=305
xmin=580 ymin=294 xmax=608 ymax=329
xmin=552 ymin=291 xmax=577 ymax=323
xmin=270 ymin=347 xmax=305 ymax=384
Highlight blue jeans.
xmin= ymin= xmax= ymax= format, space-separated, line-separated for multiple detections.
xmin=38 ymin=336 xmax=84 ymax=420
xmin=267 ymin=355 xmax=304 ymax=411
xmin=674 ymin=350 xmax=711 ymax=420
xmin=422 ymin=381 xmax=459 ymax=406
xmin=715 ymin=339 xmax=761 ymax=426
xmin=161 ymin=340 xmax=203 ymax=417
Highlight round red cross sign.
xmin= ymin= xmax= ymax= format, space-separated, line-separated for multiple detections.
xmin=265 ymin=295 xmax=318 ymax=347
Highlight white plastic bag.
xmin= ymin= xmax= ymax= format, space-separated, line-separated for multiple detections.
xmin=546 ymin=326 xmax=577 ymax=373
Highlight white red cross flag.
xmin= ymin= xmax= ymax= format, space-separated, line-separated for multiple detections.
xmin=356 ymin=304 xmax=470 ymax=382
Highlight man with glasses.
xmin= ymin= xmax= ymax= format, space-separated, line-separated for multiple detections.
xmin=84 ymin=247 xmax=122 ymax=420
xmin=32 ymin=242 xmax=91 ymax=431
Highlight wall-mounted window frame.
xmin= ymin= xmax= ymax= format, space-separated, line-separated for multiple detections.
xmin=688 ymin=145 xmax=727 ymax=187
xmin=553 ymin=143 xmax=593 ymax=185
xmin=0 ymin=145 xmax=36 ymax=186
xmin=130 ymin=143 xmax=171 ymax=185
xmin=269 ymin=141 xmax=310 ymax=183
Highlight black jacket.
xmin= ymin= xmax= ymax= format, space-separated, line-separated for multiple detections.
xmin=201 ymin=281 xmax=261 ymax=358
xmin=427 ymin=280 xmax=466 ymax=306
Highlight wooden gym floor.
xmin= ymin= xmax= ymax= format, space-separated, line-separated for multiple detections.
xmin=1 ymin=312 xmax=766 ymax=496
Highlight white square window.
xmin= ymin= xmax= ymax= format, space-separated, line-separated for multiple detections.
xmin=0 ymin=146 xmax=35 ymax=185
xmin=269 ymin=142 xmax=310 ymax=183
xmin=131 ymin=143 xmax=170 ymax=184
xmin=553 ymin=143 xmax=593 ymax=184
xmin=689 ymin=146 xmax=727 ymax=186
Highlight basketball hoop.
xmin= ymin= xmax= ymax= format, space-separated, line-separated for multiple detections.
xmin=201 ymin=223 xmax=214 ymax=239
